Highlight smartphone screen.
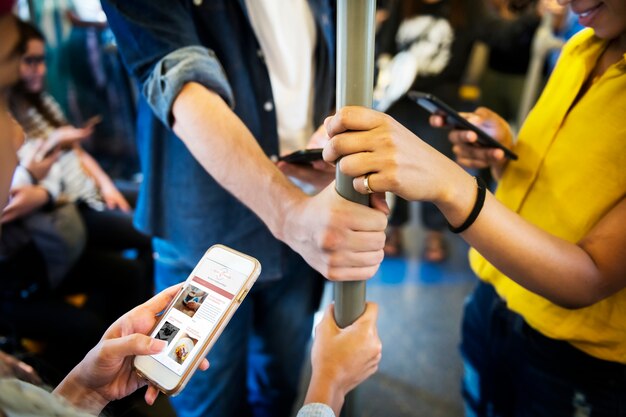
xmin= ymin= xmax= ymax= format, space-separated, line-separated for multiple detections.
xmin=148 ymin=256 xmax=251 ymax=376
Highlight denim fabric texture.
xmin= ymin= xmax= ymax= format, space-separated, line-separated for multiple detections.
xmin=100 ymin=2 xmax=334 ymax=414
xmin=143 ymin=46 xmax=235 ymax=127
xmin=101 ymin=0 xmax=335 ymax=279
xmin=153 ymin=238 xmax=323 ymax=417
xmin=461 ymin=282 xmax=626 ymax=417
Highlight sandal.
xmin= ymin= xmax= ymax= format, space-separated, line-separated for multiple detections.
xmin=421 ymin=231 xmax=448 ymax=263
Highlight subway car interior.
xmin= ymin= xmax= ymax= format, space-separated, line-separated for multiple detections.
xmin=1 ymin=0 xmax=625 ymax=417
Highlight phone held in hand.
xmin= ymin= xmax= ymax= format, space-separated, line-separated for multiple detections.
xmin=408 ymin=91 xmax=518 ymax=160
xmin=133 ymin=245 xmax=261 ymax=396
xmin=278 ymin=148 xmax=324 ymax=165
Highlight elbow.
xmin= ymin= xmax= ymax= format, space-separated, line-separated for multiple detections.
xmin=552 ymin=298 xmax=595 ymax=310
xmin=550 ymin=283 xmax=614 ymax=310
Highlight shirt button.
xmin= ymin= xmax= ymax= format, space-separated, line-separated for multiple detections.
xmin=257 ymin=49 xmax=264 ymax=59
xmin=263 ymin=101 xmax=274 ymax=112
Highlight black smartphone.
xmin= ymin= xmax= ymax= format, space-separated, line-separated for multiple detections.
xmin=278 ymin=148 xmax=324 ymax=165
xmin=407 ymin=91 xmax=518 ymax=160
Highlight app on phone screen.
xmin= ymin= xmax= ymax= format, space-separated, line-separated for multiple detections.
xmin=149 ymin=258 xmax=248 ymax=375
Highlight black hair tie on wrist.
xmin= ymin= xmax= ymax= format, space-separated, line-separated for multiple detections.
xmin=448 ymin=176 xmax=486 ymax=234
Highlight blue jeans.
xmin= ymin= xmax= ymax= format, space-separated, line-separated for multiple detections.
xmin=461 ymin=282 xmax=626 ymax=417
xmin=153 ymin=238 xmax=322 ymax=417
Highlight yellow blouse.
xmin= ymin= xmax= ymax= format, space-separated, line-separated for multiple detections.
xmin=469 ymin=29 xmax=626 ymax=363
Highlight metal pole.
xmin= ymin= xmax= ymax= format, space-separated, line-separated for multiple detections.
xmin=334 ymin=0 xmax=376 ymax=327
xmin=516 ymin=12 xmax=564 ymax=127
xmin=334 ymin=1 xmax=376 ymax=415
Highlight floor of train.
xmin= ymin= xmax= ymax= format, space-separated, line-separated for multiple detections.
xmin=294 ymin=201 xmax=476 ymax=417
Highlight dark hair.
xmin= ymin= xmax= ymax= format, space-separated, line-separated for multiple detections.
xmin=507 ymin=0 xmax=537 ymax=12
xmin=401 ymin=0 xmax=468 ymax=29
xmin=9 ymin=19 xmax=64 ymax=129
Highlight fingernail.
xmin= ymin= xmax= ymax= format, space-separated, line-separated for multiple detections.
xmin=150 ymin=339 xmax=167 ymax=353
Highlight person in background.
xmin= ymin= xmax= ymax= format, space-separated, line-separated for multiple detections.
xmin=9 ymin=19 xmax=153 ymax=292
xmin=21 ymin=0 xmax=139 ymax=179
xmin=373 ymin=0 xmax=486 ymax=260
xmin=0 ymin=17 xmax=149 ymax=384
xmin=323 ymin=0 xmax=626 ymax=414
xmin=0 ymin=2 xmax=21 ymax=209
xmin=101 ymin=1 xmax=388 ymax=416
xmin=0 ymin=8 xmax=382 ymax=417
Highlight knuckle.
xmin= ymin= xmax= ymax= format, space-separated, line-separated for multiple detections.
xmin=326 ymin=268 xmax=343 ymax=281
xmin=335 ymin=108 xmax=349 ymax=125
xmin=363 ymin=265 xmax=380 ymax=279
xmin=320 ymin=231 xmax=339 ymax=251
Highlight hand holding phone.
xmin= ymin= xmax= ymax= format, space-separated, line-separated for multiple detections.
xmin=53 ymin=285 xmax=210 ymax=414
xmin=133 ymin=245 xmax=261 ymax=396
xmin=278 ymin=148 xmax=324 ymax=165
xmin=408 ymin=91 xmax=518 ymax=160
xmin=276 ymin=148 xmax=335 ymax=190
xmin=44 ymin=124 xmax=96 ymax=157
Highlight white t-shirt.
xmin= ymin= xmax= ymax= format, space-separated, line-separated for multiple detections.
xmin=245 ymin=0 xmax=317 ymax=155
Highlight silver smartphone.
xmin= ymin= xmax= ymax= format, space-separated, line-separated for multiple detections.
xmin=133 ymin=244 xmax=261 ymax=396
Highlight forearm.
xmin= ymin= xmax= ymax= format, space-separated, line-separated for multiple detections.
xmin=76 ymin=148 xmax=115 ymax=190
xmin=54 ymin=373 xmax=108 ymax=416
xmin=304 ymin=373 xmax=344 ymax=417
xmin=437 ymin=172 xmax=612 ymax=308
xmin=0 ymin=150 xmax=16 ymax=209
xmin=0 ymin=114 xmax=18 ymax=210
xmin=172 ymin=82 xmax=305 ymax=240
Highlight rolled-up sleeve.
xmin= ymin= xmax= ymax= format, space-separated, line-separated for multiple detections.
xmin=296 ymin=403 xmax=336 ymax=417
xmin=101 ymin=0 xmax=234 ymax=128
xmin=143 ymin=46 xmax=234 ymax=127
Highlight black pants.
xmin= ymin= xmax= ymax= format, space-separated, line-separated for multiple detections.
xmin=78 ymin=202 xmax=153 ymax=300
xmin=0 ymin=247 xmax=146 ymax=383
xmin=461 ymin=282 xmax=626 ymax=417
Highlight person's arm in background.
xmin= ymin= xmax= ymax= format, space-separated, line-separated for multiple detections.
xmin=323 ymin=107 xmax=626 ymax=309
xmin=0 ymin=185 xmax=52 ymax=224
xmin=0 ymin=350 xmax=42 ymax=386
xmin=299 ymin=303 xmax=381 ymax=417
xmin=101 ymin=0 xmax=387 ymax=281
xmin=75 ymin=147 xmax=130 ymax=211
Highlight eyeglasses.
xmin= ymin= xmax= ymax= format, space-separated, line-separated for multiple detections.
xmin=22 ymin=55 xmax=45 ymax=67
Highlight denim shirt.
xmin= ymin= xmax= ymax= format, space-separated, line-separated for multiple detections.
xmin=101 ymin=0 xmax=335 ymax=279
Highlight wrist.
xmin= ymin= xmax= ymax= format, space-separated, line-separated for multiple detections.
xmin=305 ymin=371 xmax=345 ymax=417
xmin=54 ymin=373 xmax=109 ymax=415
xmin=435 ymin=170 xmax=479 ymax=228
xmin=272 ymin=186 xmax=308 ymax=242
xmin=97 ymin=177 xmax=116 ymax=192
xmin=20 ymin=165 xmax=39 ymax=184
